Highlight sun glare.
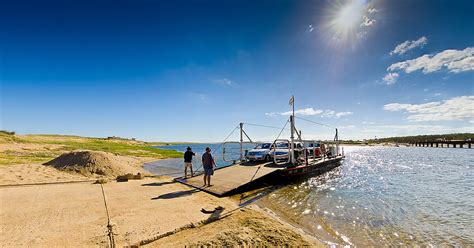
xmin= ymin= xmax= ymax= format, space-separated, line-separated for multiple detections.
xmin=334 ymin=1 xmax=365 ymax=32
xmin=321 ymin=0 xmax=374 ymax=45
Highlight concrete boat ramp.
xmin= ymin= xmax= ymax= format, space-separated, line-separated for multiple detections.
xmin=174 ymin=162 xmax=283 ymax=196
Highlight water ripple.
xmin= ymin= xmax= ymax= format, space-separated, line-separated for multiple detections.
xmin=265 ymin=146 xmax=474 ymax=246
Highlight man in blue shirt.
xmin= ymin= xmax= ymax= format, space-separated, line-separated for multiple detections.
xmin=183 ymin=146 xmax=195 ymax=178
xmin=201 ymin=147 xmax=216 ymax=187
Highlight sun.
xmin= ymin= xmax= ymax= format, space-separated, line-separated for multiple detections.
xmin=333 ymin=1 xmax=365 ymax=32
xmin=321 ymin=0 xmax=372 ymax=44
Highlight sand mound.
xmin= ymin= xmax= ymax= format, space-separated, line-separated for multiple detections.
xmin=44 ymin=150 xmax=145 ymax=178
xmin=149 ymin=207 xmax=319 ymax=247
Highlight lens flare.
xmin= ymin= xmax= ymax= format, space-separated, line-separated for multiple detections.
xmin=333 ymin=1 xmax=365 ymax=33
xmin=320 ymin=0 xmax=375 ymax=46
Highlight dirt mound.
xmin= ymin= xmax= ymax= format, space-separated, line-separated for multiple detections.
xmin=44 ymin=150 xmax=145 ymax=178
xmin=149 ymin=207 xmax=319 ymax=247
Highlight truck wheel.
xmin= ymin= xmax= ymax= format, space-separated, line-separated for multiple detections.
xmin=265 ymin=154 xmax=271 ymax=162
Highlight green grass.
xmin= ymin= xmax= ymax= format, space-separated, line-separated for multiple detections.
xmin=29 ymin=138 xmax=182 ymax=158
xmin=0 ymin=151 xmax=56 ymax=165
xmin=0 ymin=133 xmax=182 ymax=165
xmin=0 ymin=132 xmax=27 ymax=144
xmin=146 ymin=141 xmax=199 ymax=146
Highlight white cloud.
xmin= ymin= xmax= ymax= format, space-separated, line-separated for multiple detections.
xmin=390 ymin=36 xmax=428 ymax=55
xmin=339 ymin=125 xmax=355 ymax=129
xmin=335 ymin=111 xmax=353 ymax=118
xmin=361 ymin=16 xmax=375 ymax=27
xmin=265 ymin=112 xmax=277 ymax=117
xmin=321 ymin=110 xmax=352 ymax=118
xmin=446 ymin=55 xmax=474 ymax=73
xmin=214 ymin=78 xmax=234 ymax=86
xmin=388 ymin=47 xmax=474 ymax=74
xmin=281 ymin=108 xmax=323 ymax=116
xmin=270 ymin=108 xmax=353 ymax=119
xmin=383 ymin=96 xmax=474 ymax=122
xmin=382 ymin=72 xmax=399 ymax=85
xmin=320 ymin=110 xmax=335 ymax=118
xmin=308 ymin=24 xmax=314 ymax=33
xmin=367 ymin=8 xmax=377 ymax=13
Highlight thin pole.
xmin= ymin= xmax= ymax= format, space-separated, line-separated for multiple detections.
xmin=292 ymin=95 xmax=295 ymax=118
xmin=239 ymin=123 xmax=243 ymax=162
xmin=290 ymin=95 xmax=295 ymax=165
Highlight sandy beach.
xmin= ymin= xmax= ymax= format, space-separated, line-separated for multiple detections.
xmin=0 ymin=171 xmax=322 ymax=247
xmin=0 ymin=134 xmax=323 ymax=247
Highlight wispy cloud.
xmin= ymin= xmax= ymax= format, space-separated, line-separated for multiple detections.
xmin=360 ymin=15 xmax=375 ymax=27
xmin=264 ymin=112 xmax=277 ymax=117
xmin=281 ymin=108 xmax=323 ymax=116
xmin=357 ymin=7 xmax=377 ymax=37
xmin=189 ymin=92 xmax=209 ymax=102
xmin=367 ymin=8 xmax=377 ymax=14
xmin=214 ymin=78 xmax=235 ymax=86
xmin=382 ymin=72 xmax=399 ymax=85
xmin=390 ymin=36 xmax=428 ymax=55
xmin=335 ymin=111 xmax=353 ymax=118
xmin=388 ymin=47 xmax=474 ymax=74
xmin=384 ymin=95 xmax=474 ymax=122
xmin=267 ymin=108 xmax=352 ymax=119
xmin=339 ymin=125 xmax=355 ymax=129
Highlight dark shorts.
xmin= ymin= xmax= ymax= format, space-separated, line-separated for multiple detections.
xmin=204 ymin=168 xmax=214 ymax=176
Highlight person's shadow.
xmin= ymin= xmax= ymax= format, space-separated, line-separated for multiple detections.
xmin=201 ymin=206 xmax=225 ymax=223
xmin=151 ymin=189 xmax=200 ymax=200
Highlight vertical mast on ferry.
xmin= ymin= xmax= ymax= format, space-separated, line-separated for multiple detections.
xmin=289 ymin=95 xmax=295 ymax=164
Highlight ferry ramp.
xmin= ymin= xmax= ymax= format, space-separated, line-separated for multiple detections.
xmin=175 ymin=162 xmax=283 ymax=196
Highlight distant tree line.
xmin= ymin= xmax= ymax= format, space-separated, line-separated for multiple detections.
xmin=368 ymin=133 xmax=473 ymax=143
xmin=0 ymin=130 xmax=15 ymax=135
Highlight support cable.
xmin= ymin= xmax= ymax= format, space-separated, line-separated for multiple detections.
xmin=247 ymin=121 xmax=290 ymax=184
xmin=273 ymin=120 xmax=290 ymax=141
xmin=100 ymin=184 xmax=115 ymax=248
xmin=194 ymin=125 xmax=239 ymax=173
xmin=243 ymin=122 xmax=291 ymax=130
xmin=295 ymin=116 xmax=335 ymax=129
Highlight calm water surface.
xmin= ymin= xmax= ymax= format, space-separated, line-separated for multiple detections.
xmin=148 ymin=144 xmax=474 ymax=246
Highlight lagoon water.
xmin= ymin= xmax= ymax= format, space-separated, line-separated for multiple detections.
xmin=147 ymin=144 xmax=474 ymax=246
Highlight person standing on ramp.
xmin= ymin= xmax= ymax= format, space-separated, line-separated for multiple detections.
xmin=183 ymin=146 xmax=195 ymax=178
xmin=202 ymin=147 xmax=216 ymax=187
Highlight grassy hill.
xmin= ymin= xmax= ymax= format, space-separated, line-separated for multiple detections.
xmin=0 ymin=131 xmax=182 ymax=165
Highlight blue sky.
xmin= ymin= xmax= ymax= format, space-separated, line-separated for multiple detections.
xmin=1 ymin=0 xmax=473 ymax=142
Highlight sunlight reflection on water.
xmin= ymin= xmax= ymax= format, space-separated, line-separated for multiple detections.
xmin=266 ymin=146 xmax=474 ymax=246
xmin=149 ymin=144 xmax=474 ymax=246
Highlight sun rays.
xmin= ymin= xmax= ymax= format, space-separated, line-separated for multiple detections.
xmin=320 ymin=0 xmax=377 ymax=47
